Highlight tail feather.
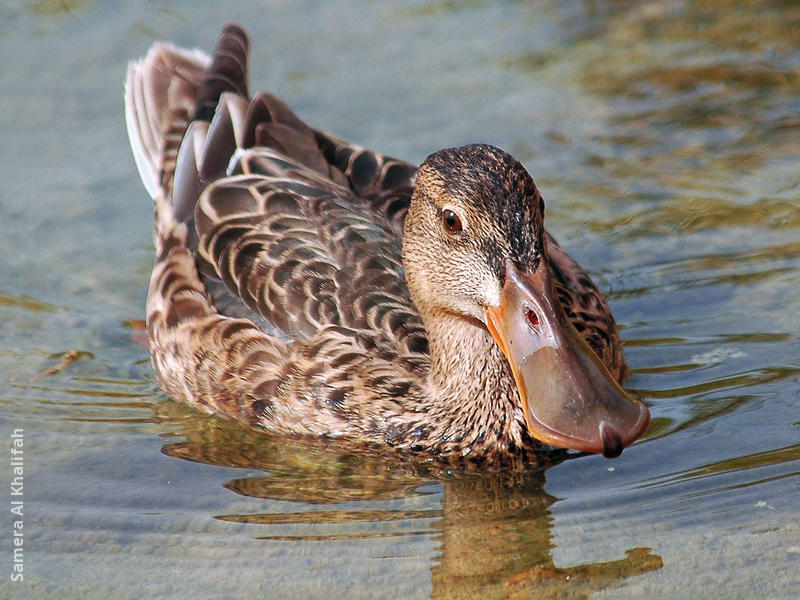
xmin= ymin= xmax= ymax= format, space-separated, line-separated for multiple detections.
xmin=124 ymin=42 xmax=209 ymax=200
xmin=125 ymin=24 xmax=250 ymax=209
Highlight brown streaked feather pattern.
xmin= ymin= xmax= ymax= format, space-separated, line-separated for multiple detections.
xmin=546 ymin=233 xmax=625 ymax=380
xmin=193 ymin=168 xmax=421 ymax=343
xmin=127 ymin=24 xmax=627 ymax=464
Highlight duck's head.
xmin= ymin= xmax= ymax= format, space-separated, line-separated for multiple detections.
xmin=402 ymin=143 xmax=649 ymax=458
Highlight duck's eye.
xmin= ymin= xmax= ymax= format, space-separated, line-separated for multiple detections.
xmin=442 ymin=209 xmax=463 ymax=233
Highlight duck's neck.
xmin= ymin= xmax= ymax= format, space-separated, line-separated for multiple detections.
xmin=420 ymin=311 xmax=529 ymax=455
xmin=425 ymin=313 xmax=504 ymax=390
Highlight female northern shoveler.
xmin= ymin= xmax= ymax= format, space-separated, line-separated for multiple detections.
xmin=124 ymin=24 xmax=649 ymax=464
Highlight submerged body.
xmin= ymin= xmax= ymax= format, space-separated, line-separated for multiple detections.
xmin=124 ymin=24 xmax=649 ymax=465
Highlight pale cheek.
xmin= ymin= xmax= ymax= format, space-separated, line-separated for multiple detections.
xmin=464 ymin=258 xmax=501 ymax=308
xmin=482 ymin=279 xmax=502 ymax=308
xmin=457 ymin=264 xmax=501 ymax=322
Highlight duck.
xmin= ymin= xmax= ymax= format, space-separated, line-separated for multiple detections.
xmin=124 ymin=23 xmax=649 ymax=464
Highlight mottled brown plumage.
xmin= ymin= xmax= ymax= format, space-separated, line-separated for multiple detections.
xmin=125 ymin=24 xmax=646 ymax=465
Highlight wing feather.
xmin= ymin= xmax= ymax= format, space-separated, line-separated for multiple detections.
xmin=193 ymin=160 xmax=423 ymax=346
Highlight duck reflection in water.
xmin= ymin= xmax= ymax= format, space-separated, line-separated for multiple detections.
xmin=160 ymin=408 xmax=662 ymax=600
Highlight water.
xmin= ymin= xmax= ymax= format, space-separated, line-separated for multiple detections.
xmin=1 ymin=1 xmax=798 ymax=598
